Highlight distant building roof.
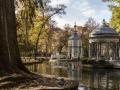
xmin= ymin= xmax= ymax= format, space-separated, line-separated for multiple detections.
xmin=89 ymin=20 xmax=119 ymax=39
xmin=69 ymin=31 xmax=81 ymax=40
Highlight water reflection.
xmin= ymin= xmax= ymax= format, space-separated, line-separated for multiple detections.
xmin=26 ymin=61 xmax=120 ymax=90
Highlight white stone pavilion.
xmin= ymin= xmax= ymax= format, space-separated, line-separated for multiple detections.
xmin=89 ymin=20 xmax=119 ymax=60
xmin=68 ymin=24 xmax=83 ymax=59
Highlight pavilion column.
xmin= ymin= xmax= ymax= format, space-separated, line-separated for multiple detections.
xmin=107 ymin=42 xmax=110 ymax=60
xmin=95 ymin=43 xmax=97 ymax=59
xmin=107 ymin=42 xmax=109 ymax=60
xmin=115 ymin=42 xmax=119 ymax=60
xmin=93 ymin=42 xmax=96 ymax=58
xmin=109 ymin=42 xmax=114 ymax=60
xmin=119 ymin=42 xmax=120 ymax=59
xmin=98 ymin=43 xmax=100 ymax=60
xmin=116 ymin=42 xmax=119 ymax=60
xmin=114 ymin=42 xmax=117 ymax=60
xmin=98 ymin=42 xmax=101 ymax=59
xmin=100 ymin=43 xmax=102 ymax=58
xmin=117 ymin=42 xmax=119 ymax=60
xmin=112 ymin=42 xmax=115 ymax=60
xmin=114 ymin=42 xmax=116 ymax=60
xmin=80 ymin=44 xmax=83 ymax=59
xmin=68 ymin=46 xmax=72 ymax=58
xmin=92 ymin=42 xmax=96 ymax=57
xmin=89 ymin=43 xmax=91 ymax=58
xmin=96 ymin=43 xmax=98 ymax=60
xmin=68 ymin=46 xmax=70 ymax=58
xmin=96 ymin=42 xmax=99 ymax=60
xmin=71 ymin=46 xmax=74 ymax=58
xmin=94 ymin=43 xmax=97 ymax=59
xmin=92 ymin=43 xmax=94 ymax=58
xmin=112 ymin=42 xmax=116 ymax=60
xmin=91 ymin=43 xmax=94 ymax=58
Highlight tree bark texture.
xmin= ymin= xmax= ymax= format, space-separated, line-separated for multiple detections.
xmin=0 ymin=0 xmax=29 ymax=75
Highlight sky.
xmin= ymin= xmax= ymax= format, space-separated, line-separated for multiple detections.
xmin=50 ymin=0 xmax=112 ymax=28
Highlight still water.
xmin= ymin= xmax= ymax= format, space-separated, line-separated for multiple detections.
xmin=26 ymin=61 xmax=120 ymax=90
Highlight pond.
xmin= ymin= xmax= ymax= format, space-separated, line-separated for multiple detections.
xmin=26 ymin=61 xmax=120 ymax=90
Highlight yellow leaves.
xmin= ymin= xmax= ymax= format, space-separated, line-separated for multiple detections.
xmin=110 ymin=6 xmax=120 ymax=32
xmin=28 ymin=18 xmax=50 ymax=46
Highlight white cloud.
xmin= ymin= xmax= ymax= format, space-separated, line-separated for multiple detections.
xmin=95 ymin=9 xmax=111 ymax=23
xmin=50 ymin=0 xmax=72 ymax=6
xmin=52 ymin=16 xmax=69 ymax=28
xmin=72 ymin=0 xmax=96 ymax=17
xmin=51 ymin=0 xmax=111 ymax=28
xmin=52 ymin=15 xmax=85 ymax=29
xmin=100 ymin=9 xmax=110 ymax=15
xmin=82 ymin=9 xmax=96 ymax=17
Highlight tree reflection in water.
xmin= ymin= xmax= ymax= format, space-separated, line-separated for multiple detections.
xmin=26 ymin=62 xmax=120 ymax=90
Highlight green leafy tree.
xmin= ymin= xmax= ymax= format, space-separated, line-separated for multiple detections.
xmin=103 ymin=0 xmax=120 ymax=32
xmin=111 ymin=6 xmax=120 ymax=32
xmin=34 ymin=4 xmax=66 ymax=58
xmin=16 ymin=0 xmax=44 ymax=57
xmin=16 ymin=0 xmax=66 ymax=59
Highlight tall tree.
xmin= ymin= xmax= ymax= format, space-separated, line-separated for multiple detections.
xmin=103 ymin=0 xmax=120 ymax=32
xmin=110 ymin=1 xmax=120 ymax=32
xmin=16 ymin=0 xmax=44 ymax=57
xmin=85 ymin=17 xmax=99 ymax=31
xmin=0 ymin=0 xmax=44 ymax=76
xmin=16 ymin=0 xmax=66 ymax=59
xmin=34 ymin=3 xmax=66 ymax=58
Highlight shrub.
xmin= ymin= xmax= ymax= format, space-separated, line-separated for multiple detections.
xmin=81 ymin=58 xmax=96 ymax=64
xmin=97 ymin=59 xmax=110 ymax=65
xmin=97 ymin=60 xmax=106 ymax=64
xmin=81 ymin=57 xmax=88 ymax=64
xmin=87 ymin=60 xmax=96 ymax=64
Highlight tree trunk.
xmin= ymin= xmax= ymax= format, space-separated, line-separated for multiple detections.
xmin=0 ymin=0 xmax=29 ymax=75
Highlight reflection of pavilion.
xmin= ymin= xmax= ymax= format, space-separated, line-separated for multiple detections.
xmin=89 ymin=20 xmax=119 ymax=60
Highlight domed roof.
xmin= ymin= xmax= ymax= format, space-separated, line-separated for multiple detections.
xmin=89 ymin=20 xmax=119 ymax=38
xmin=69 ymin=31 xmax=81 ymax=40
xmin=69 ymin=23 xmax=81 ymax=40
